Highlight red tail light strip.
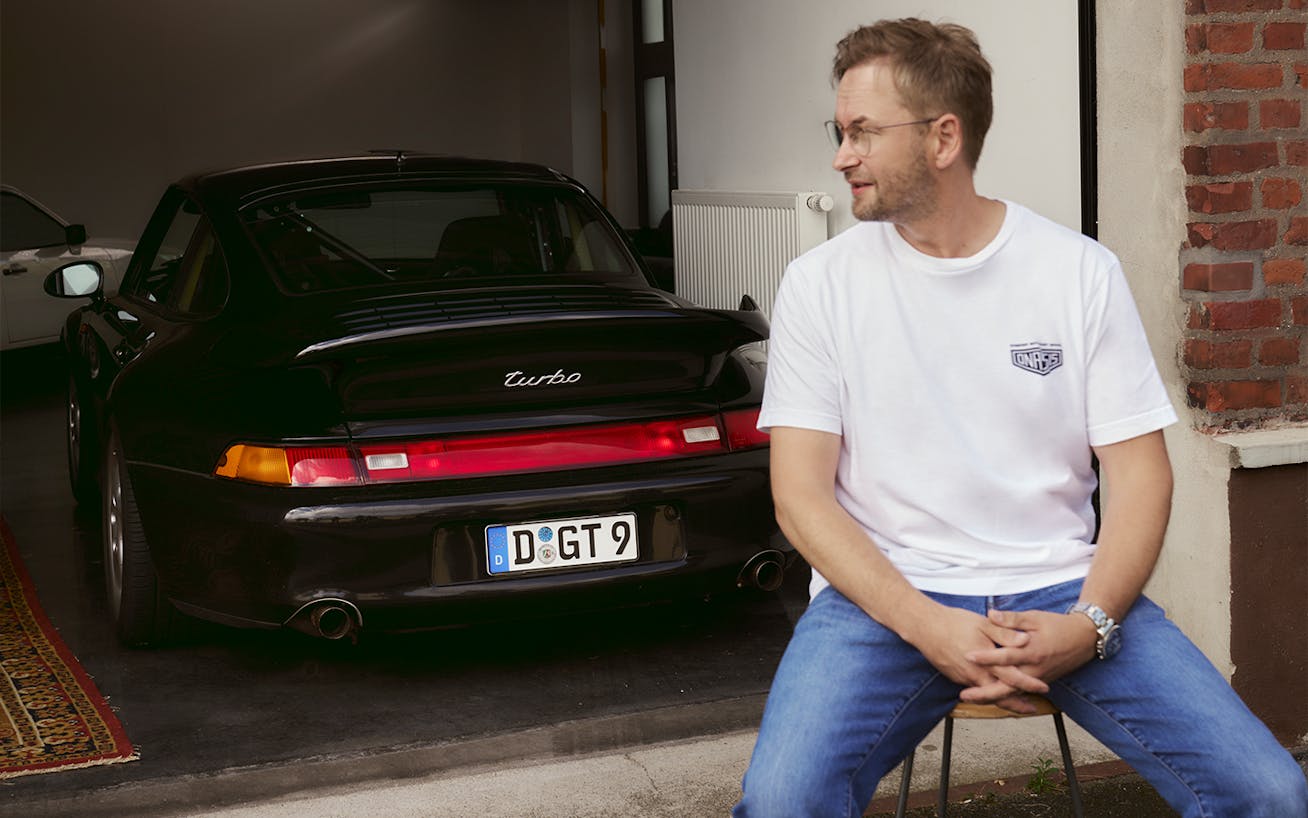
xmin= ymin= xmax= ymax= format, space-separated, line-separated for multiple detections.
xmin=221 ymin=409 xmax=766 ymax=487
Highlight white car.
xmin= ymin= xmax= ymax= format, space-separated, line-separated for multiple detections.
xmin=1 ymin=185 xmax=135 ymax=351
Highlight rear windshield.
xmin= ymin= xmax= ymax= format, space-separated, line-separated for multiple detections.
xmin=242 ymin=184 xmax=646 ymax=294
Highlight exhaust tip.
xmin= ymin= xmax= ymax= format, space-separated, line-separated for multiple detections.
xmin=311 ymin=605 xmax=354 ymax=640
xmin=738 ymin=550 xmax=786 ymax=592
xmin=286 ymin=598 xmax=361 ymax=642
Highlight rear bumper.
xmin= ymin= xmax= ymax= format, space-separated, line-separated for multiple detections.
xmin=130 ymin=452 xmax=782 ymax=631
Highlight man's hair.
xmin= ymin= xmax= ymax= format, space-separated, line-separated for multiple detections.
xmin=832 ymin=18 xmax=993 ymax=169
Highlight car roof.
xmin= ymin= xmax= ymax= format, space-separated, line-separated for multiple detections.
xmin=179 ymin=153 xmax=577 ymax=210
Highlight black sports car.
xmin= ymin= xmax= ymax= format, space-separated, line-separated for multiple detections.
xmin=45 ymin=153 xmax=787 ymax=646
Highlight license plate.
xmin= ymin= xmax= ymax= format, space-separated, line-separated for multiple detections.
xmin=486 ymin=512 xmax=638 ymax=575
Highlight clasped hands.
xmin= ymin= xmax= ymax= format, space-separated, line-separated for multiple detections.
xmin=910 ymin=605 xmax=1099 ymax=714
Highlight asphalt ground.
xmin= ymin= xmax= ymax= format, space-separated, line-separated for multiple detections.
xmin=0 ymin=344 xmax=807 ymax=816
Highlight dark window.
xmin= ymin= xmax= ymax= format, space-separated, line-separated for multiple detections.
xmin=166 ymin=217 xmax=229 ymax=316
xmin=129 ymin=197 xmax=202 ymax=306
xmin=122 ymin=195 xmax=227 ymax=315
xmin=243 ymin=185 xmax=645 ymax=295
xmin=1 ymin=190 xmax=66 ymax=252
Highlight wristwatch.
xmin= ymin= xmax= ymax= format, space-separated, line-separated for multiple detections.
xmin=1068 ymin=602 xmax=1122 ymax=659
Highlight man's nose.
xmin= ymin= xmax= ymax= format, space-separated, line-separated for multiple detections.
xmin=832 ymin=141 xmax=859 ymax=172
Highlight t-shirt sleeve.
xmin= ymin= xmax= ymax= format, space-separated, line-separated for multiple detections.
xmin=757 ymin=260 xmax=843 ymax=435
xmin=1084 ymin=260 xmax=1178 ymax=447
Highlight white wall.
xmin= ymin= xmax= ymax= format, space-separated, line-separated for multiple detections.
xmin=673 ymin=0 xmax=1084 ymax=236
xmin=1096 ymin=0 xmax=1234 ymax=673
xmin=0 ymin=0 xmax=620 ymax=239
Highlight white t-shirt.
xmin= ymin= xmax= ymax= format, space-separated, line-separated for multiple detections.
xmin=759 ymin=201 xmax=1177 ymax=598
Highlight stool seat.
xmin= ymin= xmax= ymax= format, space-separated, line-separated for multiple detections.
xmin=894 ymin=696 xmax=1085 ymax=818
xmin=950 ymin=697 xmax=1059 ymax=719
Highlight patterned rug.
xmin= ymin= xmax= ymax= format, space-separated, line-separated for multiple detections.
xmin=0 ymin=519 xmax=136 ymax=778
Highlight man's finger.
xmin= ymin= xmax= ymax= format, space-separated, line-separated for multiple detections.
xmin=989 ymin=664 xmax=1049 ymax=694
xmin=966 ymin=646 xmax=1018 ymax=666
xmin=987 ymin=608 xmax=1036 ymax=630
xmin=981 ymin=619 xmax=1030 ymax=647
xmin=958 ymin=679 xmax=1020 ymax=704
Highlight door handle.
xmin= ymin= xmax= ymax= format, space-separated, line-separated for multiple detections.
xmin=2 ymin=265 xmax=28 ymax=275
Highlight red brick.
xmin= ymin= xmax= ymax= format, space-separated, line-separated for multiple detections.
xmin=1188 ymin=223 xmax=1218 ymax=246
xmin=1294 ymin=296 xmax=1308 ymax=325
xmin=1261 ymin=99 xmax=1302 ymax=129
xmin=1296 ymin=63 xmax=1308 ymax=89
xmin=1185 ymin=102 xmax=1250 ymax=132
xmin=1208 ymin=62 xmax=1283 ymax=90
xmin=1260 ymin=338 xmax=1301 ymax=365
xmin=1188 ymin=219 xmax=1279 ymax=250
xmin=1184 ymin=145 xmax=1211 ymax=175
xmin=1264 ymin=21 xmax=1306 ymax=50
xmin=1187 ymin=182 xmax=1254 ymax=214
xmin=1288 ymin=217 xmax=1308 ymax=246
xmin=1186 ymin=338 xmax=1255 ymax=368
xmin=1289 ymin=141 xmax=1308 ymax=166
xmin=1289 ymin=375 xmax=1308 ymax=405
xmin=1207 ymin=142 xmax=1280 ymax=175
xmin=1209 ymin=22 xmax=1258 ymax=52
xmin=1200 ymin=0 xmax=1284 ymax=10
xmin=1186 ymin=24 xmax=1205 ymax=54
xmin=1262 ymin=178 xmax=1304 ymax=209
xmin=1205 ymin=299 xmax=1283 ymax=330
xmin=1187 ymin=380 xmax=1282 ymax=411
xmin=1185 ymin=63 xmax=1209 ymax=92
xmin=1184 ymin=262 xmax=1256 ymax=290
xmin=1189 ymin=304 xmax=1210 ymax=329
xmin=1266 ymin=258 xmax=1308 ymax=285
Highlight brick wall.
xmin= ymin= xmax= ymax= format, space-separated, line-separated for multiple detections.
xmin=1182 ymin=0 xmax=1308 ymax=429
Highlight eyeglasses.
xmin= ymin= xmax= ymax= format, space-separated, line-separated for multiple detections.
xmin=824 ymin=116 xmax=940 ymax=155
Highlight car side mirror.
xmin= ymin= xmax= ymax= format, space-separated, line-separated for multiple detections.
xmin=44 ymin=261 xmax=104 ymax=299
xmin=65 ymin=223 xmax=87 ymax=246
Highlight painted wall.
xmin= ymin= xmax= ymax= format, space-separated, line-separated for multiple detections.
xmin=0 ymin=0 xmax=622 ymax=239
xmin=1096 ymin=0 xmax=1234 ymax=673
xmin=672 ymin=0 xmax=1084 ymax=236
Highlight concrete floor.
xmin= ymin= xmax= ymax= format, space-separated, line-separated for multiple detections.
xmin=0 ymin=344 xmax=808 ymax=815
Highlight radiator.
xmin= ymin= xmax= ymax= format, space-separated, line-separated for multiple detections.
xmin=671 ymin=190 xmax=832 ymax=315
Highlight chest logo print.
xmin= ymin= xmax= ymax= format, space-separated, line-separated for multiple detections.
xmin=1010 ymin=343 xmax=1063 ymax=376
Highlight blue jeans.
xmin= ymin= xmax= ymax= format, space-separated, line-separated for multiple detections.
xmin=735 ymin=580 xmax=1307 ymax=818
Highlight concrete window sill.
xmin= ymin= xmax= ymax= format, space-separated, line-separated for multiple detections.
xmin=1213 ymin=427 xmax=1308 ymax=469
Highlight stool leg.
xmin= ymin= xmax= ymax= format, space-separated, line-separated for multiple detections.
xmin=938 ymin=716 xmax=954 ymax=818
xmin=1052 ymin=712 xmax=1085 ymax=818
xmin=895 ymin=750 xmax=915 ymax=818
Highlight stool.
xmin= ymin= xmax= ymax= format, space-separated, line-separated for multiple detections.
xmin=894 ymin=697 xmax=1085 ymax=818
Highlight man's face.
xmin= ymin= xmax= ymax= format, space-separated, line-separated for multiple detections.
xmin=832 ymin=60 xmax=937 ymax=224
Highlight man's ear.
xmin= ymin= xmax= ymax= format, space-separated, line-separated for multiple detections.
xmin=930 ymin=113 xmax=966 ymax=170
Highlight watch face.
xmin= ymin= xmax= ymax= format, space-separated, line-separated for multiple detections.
xmin=1101 ymin=626 xmax=1123 ymax=659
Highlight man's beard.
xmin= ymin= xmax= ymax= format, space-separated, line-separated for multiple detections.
xmin=851 ymin=151 xmax=937 ymax=223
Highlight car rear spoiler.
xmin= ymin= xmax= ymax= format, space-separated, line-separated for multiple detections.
xmin=292 ymin=306 xmax=769 ymax=363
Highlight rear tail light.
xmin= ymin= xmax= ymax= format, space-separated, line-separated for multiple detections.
xmin=214 ymin=410 xmax=768 ymax=487
xmin=721 ymin=407 xmax=770 ymax=451
xmin=214 ymin=444 xmax=357 ymax=486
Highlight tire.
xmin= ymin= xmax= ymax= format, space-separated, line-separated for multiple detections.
xmin=103 ymin=425 xmax=180 ymax=647
xmin=66 ymin=372 xmax=99 ymax=506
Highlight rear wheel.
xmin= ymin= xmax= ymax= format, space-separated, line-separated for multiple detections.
xmin=66 ymin=372 xmax=99 ymax=505
xmin=103 ymin=425 xmax=180 ymax=647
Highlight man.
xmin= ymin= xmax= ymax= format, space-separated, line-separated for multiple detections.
xmin=734 ymin=18 xmax=1307 ymax=818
